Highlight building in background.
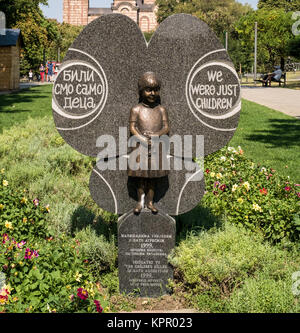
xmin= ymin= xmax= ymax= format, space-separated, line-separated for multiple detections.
xmin=0 ymin=29 xmax=22 ymax=91
xmin=63 ymin=0 xmax=158 ymax=32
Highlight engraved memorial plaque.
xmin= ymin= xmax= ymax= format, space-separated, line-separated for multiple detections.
xmin=118 ymin=211 xmax=175 ymax=297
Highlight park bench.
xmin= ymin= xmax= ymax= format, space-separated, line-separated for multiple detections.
xmin=254 ymin=72 xmax=286 ymax=87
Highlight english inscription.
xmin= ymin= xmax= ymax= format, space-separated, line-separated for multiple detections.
xmin=187 ymin=62 xmax=240 ymax=118
xmin=118 ymin=211 xmax=175 ymax=297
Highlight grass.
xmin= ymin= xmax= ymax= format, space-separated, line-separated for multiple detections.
xmin=230 ymin=99 xmax=300 ymax=183
xmin=0 ymin=85 xmax=53 ymax=134
xmin=170 ymin=222 xmax=300 ymax=313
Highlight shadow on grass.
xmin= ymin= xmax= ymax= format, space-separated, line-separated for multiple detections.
xmin=175 ymin=204 xmax=222 ymax=244
xmin=70 ymin=206 xmax=118 ymax=241
xmin=244 ymin=119 xmax=300 ymax=148
xmin=0 ymin=87 xmax=52 ymax=133
xmin=70 ymin=204 xmax=222 ymax=246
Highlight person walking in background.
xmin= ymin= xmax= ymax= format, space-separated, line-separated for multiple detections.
xmin=48 ymin=61 xmax=53 ymax=82
xmin=39 ymin=64 xmax=45 ymax=82
xmin=28 ymin=69 xmax=33 ymax=82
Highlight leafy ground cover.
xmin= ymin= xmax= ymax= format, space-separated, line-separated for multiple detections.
xmin=0 ymin=86 xmax=299 ymax=312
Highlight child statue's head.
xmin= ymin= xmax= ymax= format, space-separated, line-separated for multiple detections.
xmin=138 ymin=72 xmax=161 ymax=105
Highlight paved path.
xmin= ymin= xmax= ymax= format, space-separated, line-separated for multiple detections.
xmin=241 ymin=87 xmax=300 ymax=119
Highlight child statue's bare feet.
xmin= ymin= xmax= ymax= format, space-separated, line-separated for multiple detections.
xmin=133 ymin=203 xmax=143 ymax=214
xmin=147 ymin=201 xmax=158 ymax=214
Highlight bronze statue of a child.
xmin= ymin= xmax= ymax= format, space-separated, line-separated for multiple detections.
xmin=128 ymin=72 xmax=169 ymax=214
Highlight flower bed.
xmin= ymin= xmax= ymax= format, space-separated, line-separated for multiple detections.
xmin=203 ymin=146 xmax=300 ymax=243
xmin=1 ymin=145 xmax=299 ymax=312
xmin=0 ymin=169 xmax=107 ymax=313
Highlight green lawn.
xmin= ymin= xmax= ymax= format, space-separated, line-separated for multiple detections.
xmin=230 ymin=99 xmax=300 ymax=183
xmin=0 ymin=85 xmax=53 ymax=134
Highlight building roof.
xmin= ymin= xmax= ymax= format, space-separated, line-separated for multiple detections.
xmin=88 ymin=8 xmax=113 ymax=16
xmin=0 ymin=29 xmax=21 ymax=47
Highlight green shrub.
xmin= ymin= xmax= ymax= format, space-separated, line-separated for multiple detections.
xmin=0 ymin=169 xmax=50 ymax=242
xmin=0 ymin=170 xmax=108 ymax=313
xmin=75 ymin=227 xmax=118 ymax=278
xmin=0 ymin=234 xmax=108 ymax=313
xmin=0 ymin=117 xmax=98 ymax=236
xmin=169 ymin=222 xmax=300 ymax=313
xmin=202 ymin=146 xmax=300 ymax=243
xmin=143 ymin=31 xmax=154 ymax=42
xmin=227 ymin=273 xmax=300 ymax=313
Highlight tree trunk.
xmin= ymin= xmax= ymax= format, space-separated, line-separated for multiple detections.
xmin=280 ymin=57 xmax=285 ymax=71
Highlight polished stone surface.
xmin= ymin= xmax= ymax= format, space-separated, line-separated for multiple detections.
xmin=89 ymin=155 xmax=204 ymax=215
xmin=52 ymin=13 xmax=240 ymax=215
xmin=118 ymin=210 xmax=175 ymax=297
xmin=52 ymin=13 xmax=240 ymax=158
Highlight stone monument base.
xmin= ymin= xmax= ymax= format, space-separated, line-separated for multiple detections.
xmin=118 ymin=210 xmax=176 ymax=297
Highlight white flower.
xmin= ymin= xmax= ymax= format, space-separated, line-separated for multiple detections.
xmin=220 ymin=156 xmax=226 ymax=162
xmin=253 ymin=203 xmax=262 ymax=212
xmin=232 ymin=184 xmax=238 ymax=192
xmin=74 ymin=271 xmax=82 ymax=282
xmin=260 ymin=167 xmax=267 ymax=173
xmin=243 ymin=181 xmax=251 ymax=191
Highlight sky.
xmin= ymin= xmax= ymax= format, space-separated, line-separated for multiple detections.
xmin=40 ymin=0 xmax=258 ymax=23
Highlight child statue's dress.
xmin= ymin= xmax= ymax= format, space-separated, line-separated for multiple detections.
xmin=127 ymin=103 xmax=169 ymax=178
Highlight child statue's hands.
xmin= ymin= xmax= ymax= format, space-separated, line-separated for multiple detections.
xmin=143 ymin=131 xmax=154 ymax=139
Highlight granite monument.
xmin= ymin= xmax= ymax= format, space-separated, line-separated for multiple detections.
xmin=52 ymin=13 xmax=241 ymax=297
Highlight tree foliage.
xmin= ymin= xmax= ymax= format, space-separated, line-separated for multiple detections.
xmin=258 ymin=0 xmax=300 ymax=12
xmin=288 ymin=36 xmax=300 ymax=59
xmin=0 ymin=0 xmax=82 ymax=76
xmin=47 ymin=22 xmax=83 ymax=63
xmin=0 ymin=0 xmax=48 ymax=28
xmin=155 ymin=0 xmax=252 ymax=72
xmin=235 ymin=8 xmax=294 ymax=72
xmin=156 ymin=0 xmax=252 ymax=37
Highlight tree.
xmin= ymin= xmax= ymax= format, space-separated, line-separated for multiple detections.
xmin=0 ymin=0 xmax=48 ymax=28
xmin=156 ymin=0 xmax=252 ymax=38
xmin=155 ymin=0 xmax=252 ymax=72
xmin=14 ymin=11 xmax=49 ymax=75
xmin=235 ymin=8 xmax=294 ymax=73
xmin=288 ymin=36 xmax=300 ymax=60
xmin=258 ymin=0 xmax=300 ymax=12
xmin=155 ymin=0 xmax=188 ymax=23
xmin=0 ymin=1 xmax=65 ymax=75
xmin=47 ymin=22 xmax=83 ymax=63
